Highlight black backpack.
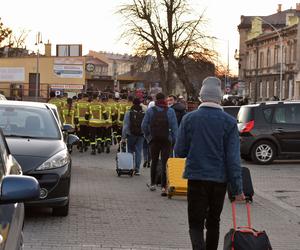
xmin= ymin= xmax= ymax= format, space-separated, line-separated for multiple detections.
xmin=150 ymin=107 xmax=169 ymax=142
xmin=129 ymin=109 xmax=145 ymax=136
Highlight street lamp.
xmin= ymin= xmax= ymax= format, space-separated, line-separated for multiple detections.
xmin=255 ymin=17 xmax=283 ymax=101
xmin=35 ymin=32 xmax=43 ymax=101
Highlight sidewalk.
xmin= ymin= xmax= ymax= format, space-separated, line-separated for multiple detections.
xmin=24 ymin=147 xmax=300 ymax=250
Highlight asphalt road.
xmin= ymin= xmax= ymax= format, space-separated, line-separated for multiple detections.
xmin=23 ymin=147 xmax=300 ymax=250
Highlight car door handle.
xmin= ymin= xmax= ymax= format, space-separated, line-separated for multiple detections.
xmin=275 ymin=128 xmax=284 ymax=133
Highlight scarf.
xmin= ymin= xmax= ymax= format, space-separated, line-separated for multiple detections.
xmin=155 ymin=99 xmax=168 ymax=109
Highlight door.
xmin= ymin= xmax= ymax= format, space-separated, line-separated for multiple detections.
xmin=272 ymin=104 xmax=300 ymax=153
xmin=0 ymin=131 xmax=24 ymax=250
xmin=29 ymin=73 xmax=40 ymax=97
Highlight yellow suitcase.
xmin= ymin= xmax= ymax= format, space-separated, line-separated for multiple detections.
xmin=166 ymin=158 xmax=187 ymax=198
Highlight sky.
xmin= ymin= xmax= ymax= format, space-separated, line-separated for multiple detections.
xmin=0 ymin=0 xmax=298 ymax=75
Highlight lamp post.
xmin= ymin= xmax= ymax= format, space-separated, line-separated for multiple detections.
xmin=35 ymin=32 xmax=43 ymax=101
xmin=255 ymin=17 xmax=283 ymax=101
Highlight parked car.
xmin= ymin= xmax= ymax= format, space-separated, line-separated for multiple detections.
xmin=238 ymin=101 xmax=300 ymax=164
xmin=223 ymin=106 xmax=240 ymax=118
xmin=0 ymin=128 xmax=40 ymax=250
xmin=0 ymin=100 xmax=79 ymax=216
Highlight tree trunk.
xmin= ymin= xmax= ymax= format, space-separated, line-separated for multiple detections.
xmin=174 ymin=60 xmax=197 ymax=98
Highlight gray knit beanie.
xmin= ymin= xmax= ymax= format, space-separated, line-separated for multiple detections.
xmin=199 ymin=77 xmax=222 ymax=103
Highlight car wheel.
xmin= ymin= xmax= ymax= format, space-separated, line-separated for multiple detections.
xmin=52 ymin=202 xmax=69 ymax=217
xmin=251 ymin=140 xmax=275 ymax=164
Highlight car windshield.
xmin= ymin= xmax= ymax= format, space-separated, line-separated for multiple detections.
xmin=237 ymin=106 xmax=253 ymax=123
xmin=0 ymin=105 xmax=60 ymax=139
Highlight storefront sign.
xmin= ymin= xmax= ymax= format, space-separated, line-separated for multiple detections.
xmin=50 ymin=84 xmax=83 ymax=90
xmin=0 ymin=67 xmax=25 ymax=82
xmin=53 ymin=65 xmax=83 ymax=78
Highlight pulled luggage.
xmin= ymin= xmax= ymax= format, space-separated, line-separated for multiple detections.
xmin=116 ymin=141 xmax=134 ymax=177
xmin=166 ymin=157 xmax=187 ymax=198
xmin=223 ymin=201 xmax=272 ymax=250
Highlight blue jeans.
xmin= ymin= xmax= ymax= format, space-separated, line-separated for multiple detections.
xmin=143 ymin=138 xmax=150 ymax=162
xmin=127 ymin=135 xmax=144 ymax=171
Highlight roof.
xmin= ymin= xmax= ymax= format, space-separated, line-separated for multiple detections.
xmin=238 ymin=9 xmax=300 ymax=29
xmin=0 ymin=100 xmax=50 ymax=109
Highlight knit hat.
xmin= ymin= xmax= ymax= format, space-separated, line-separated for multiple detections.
xmin=199 ymin=77 xmax=222 ymax=103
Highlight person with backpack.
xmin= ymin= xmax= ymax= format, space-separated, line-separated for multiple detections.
xmin=142 ymin=93 xmax=178 ymax=196
xmin=121 ymin=98 xmax=145 ymax=175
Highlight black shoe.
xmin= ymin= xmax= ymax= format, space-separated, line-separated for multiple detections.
xmin=143 ymin=161 xmax=148 ymax=168
xmin=161 ymin=188 xmax=167 ymax=197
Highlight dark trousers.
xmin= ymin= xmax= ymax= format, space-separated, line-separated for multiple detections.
xmin=149 ymin=140 xmax=171 ymax=188
xmin=187 ymin=180 xmax=227 ymax=250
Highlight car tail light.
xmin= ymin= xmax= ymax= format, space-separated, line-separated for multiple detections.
xmin=240 ymin=120 xmax=254 ymax=133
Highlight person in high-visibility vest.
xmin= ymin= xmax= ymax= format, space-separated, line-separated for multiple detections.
xmin=75 ymin=94 xmax=90 ymax=152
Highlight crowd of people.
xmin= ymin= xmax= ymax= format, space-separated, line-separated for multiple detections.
xmin=49 ymin=78 xmax=245 ymax=250
xmin=120 ymin=77 xmax=244 ymax=250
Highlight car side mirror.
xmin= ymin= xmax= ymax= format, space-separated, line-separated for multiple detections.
xmin=62 ymin=124 xmax=75 ymax=133
xmin=67 ymin=134 xmax=79 ymax=146
xmin=0 ymin=175 xmax=40 ymax=204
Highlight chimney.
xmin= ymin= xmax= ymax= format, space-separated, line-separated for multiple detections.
xmin=296 ymin=3 xmax=300 ymax=11
xmin=44 ymin=41 xmax=51 ymax=57
xmin=277 ymin=4 xmax=282 ymax=12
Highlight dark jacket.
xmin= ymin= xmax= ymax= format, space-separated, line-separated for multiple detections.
xmin=141 ymin=106 xmax=178 ymax=144
xmin=174 ymin=103 xmax=243 ymax=195
xmin=171 ymin=102 xmax=186 ymax=125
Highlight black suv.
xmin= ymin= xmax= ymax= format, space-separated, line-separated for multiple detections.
xmin=238 ymin=101 xmax=300 ymax=164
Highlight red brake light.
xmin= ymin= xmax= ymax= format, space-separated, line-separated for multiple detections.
xmin=241 ymin=120 xmax=254 ymax=133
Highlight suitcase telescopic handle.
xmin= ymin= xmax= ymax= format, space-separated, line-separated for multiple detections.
xmin=231 ymin=201 xmax=252 ymax=230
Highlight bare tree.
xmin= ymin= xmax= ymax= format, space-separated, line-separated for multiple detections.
xmin=0 ymin=18 xmax=12 ymax=45
xmin=118 ymin=0 xmax=216 ymax=97
xmin=8 ymin=29 xmax=30 ymax=48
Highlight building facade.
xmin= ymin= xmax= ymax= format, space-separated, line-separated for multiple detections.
xmin=237 ymin=4 xmax=300 ymax=102
xmin=0 ymin=43 xmax=86 ymax=100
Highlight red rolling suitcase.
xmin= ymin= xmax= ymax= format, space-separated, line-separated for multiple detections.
xmin=223 ymin=201 xmax=272 ymax=250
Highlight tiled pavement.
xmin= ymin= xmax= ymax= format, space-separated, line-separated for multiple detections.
xmin=24 ymin=147 xmax=300 ymax=250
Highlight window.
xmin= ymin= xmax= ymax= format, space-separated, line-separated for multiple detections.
xmin=288 ymin=79 xmax=294 ymax=100
xmin=267 ymin=49 xmax=271 ymax=67
xmin=266 ymin=81 xmax=270 ymax=99
xmin=274 ymin=47 xmax=278 ymax=65
xmin=259 ymin=52 xmax=264 ymax=68
xmin=263 ymin=108 xmax=273 ymax=123
xmin=273 ymin=105 xmax=300 ymax=124
xmin=259 ymin=81 xmax=263 ymax=98
xmin=0 ymin=106 xmax=60 ymax=139
xmin=282 ymin=80 xmax=285 ymax=99
xmin=274 ymin=81 xmax=277 ymax=96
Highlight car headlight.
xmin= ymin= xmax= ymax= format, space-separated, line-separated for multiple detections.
xmin=36 ymin=150 xmax=70 ymax=171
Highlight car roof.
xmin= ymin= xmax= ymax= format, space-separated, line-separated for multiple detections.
xmin=241 ymin=101 xmax=300 ymax=108
xmin=0 ymin=100 xmax=50 ymax=109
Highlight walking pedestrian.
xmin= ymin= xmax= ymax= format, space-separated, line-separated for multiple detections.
xmin=167 ymin=94 xmax=187 ymax=126
xmin=174 ymin=77 xmax=244 ymax=250
xmin=122 ymin=98 xmax=145 ymax=175
xmin=142 ymin=93 xmax=178 ymax=196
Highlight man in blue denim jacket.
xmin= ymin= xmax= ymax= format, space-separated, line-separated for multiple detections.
xmin=142 ymin=93 xmax=178 ymax=196
xmin=175 ymin=77 xmax=244 ymax=250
